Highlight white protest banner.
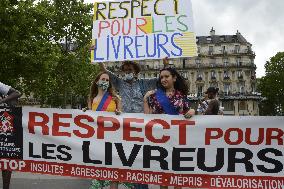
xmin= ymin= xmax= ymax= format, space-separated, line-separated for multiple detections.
xmin=1 ymin=107 xmax=284 ymax=189
xmin=91 ymin=0 xmax=197 ymax=63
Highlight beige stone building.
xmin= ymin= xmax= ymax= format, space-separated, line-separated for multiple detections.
xmin=106 ymin=28 xmax=263 ymax=116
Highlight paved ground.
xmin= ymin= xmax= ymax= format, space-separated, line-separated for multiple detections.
xmin=0 ymin=172 xmax=198 ymax=189
xmin=0 ymin=172 xmax=92 ymax=189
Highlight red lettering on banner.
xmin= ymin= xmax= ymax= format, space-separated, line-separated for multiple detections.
xmin=145 ymin=119 xmax=170 ymax=143
xmin=123 ymin=118 xmax=144 ymax=142
xmin=206 ymin=128 xmax=284 ymax=146
xmin=245 ymin=128 xmax=264 ymax=145
xmin=28 ymin=112 xmax=49 ymax=135
xmin=266 ymin=128 xmax=284 ymax=145
xmin=97 ymin=116 xmax=120 ymax=139
xmin=98 ymin=20 xmax=110 ymax=38
xmin=3 ymin=158 xmax=284 ymax=187
xmin=74 ymin=115 xmax=95 ymax=138
xmin=205 ymin=128 xmax=223 ymax=145
xmin=224 ymin=128 xmax=243 ymax=145
xmin=171 ymin=120 xmax=195 ymax=145
xmin=52 ymin=113 xmax=72 ymax=137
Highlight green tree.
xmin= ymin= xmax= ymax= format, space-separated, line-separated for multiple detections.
xmin=45 ymin=0 xmax=97 ymax=108
xmin=49 ymin=0 xmax=93 ymax=52
xmin=0 ymin=0 xmax=99 ymax=108
xmin=0 ymin=0 xmax=57 ymax=86
xmin=258 ymin=52 xmax=284 ymax=115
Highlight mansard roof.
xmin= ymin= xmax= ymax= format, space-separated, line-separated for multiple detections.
xmin=196 ymin=34 xmax=250 ymax=45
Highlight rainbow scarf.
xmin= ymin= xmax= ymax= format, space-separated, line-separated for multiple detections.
xmin=96 ymin=92 xmax=112 ymax=111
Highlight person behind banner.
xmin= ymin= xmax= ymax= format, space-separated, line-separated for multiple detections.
xmin=99 ymin=58 xmax=169 ymax=113
xmin=99 ymin=58 xmax=169 ymax=189
xmin=203 ymin=87 xmax=221 ymax=115
xmin=197 ymin=94 xmax=209 ymax=115
xmin=0 ymin=81 xmax=21 ymax=189
xmin=144 ymin=67 xmax=195 ymax=117
xmin=88 ymin=72 xmax=122 ymax=189
xmin=88 ymin=72 xmax=121 ymax=114
xmin=0 ymin=82 xmax=21 ymax=107
xmin=143 ymin=67 xmax=195 ymax=189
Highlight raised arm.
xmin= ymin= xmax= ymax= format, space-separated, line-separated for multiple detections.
xmin=141 ymin=57 xmax=169 ymax=91
xmin=99 ymin=63 xmax=121 ymax=89
xmin=99 ymin=62 xmax=107 ymax=72
xmin=163 ymin=57 xmax=170 ymax=68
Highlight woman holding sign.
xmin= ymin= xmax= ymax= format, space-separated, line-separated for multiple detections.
xmin=143 ymin=67 xmax=195 ymax=189
xmin=88 ymin=72 xmax=121 ymax=189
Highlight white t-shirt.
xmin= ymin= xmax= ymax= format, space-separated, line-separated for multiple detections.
xmin=0 ymin=82 xmax=11 ymax=96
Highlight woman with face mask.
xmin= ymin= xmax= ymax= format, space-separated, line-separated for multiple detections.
xmin=99 ymin=59 xmax=169 ymax=115
xmin=88 ymin=72 xmax=121 ymax=189
xmin=88 ymin=72 xmax=121 ymax=114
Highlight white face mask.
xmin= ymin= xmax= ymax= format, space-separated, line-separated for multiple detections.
xmin=124 ymin=73 xmax=134 ymax=81
xmin=97 ymin=80 xmax=109 ymax=91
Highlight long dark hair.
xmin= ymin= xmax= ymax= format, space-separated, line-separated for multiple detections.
xmin=157 ymin=67 xmax=189 ymax=95
xmin=88 ymin=72 xmax=117 ymax=106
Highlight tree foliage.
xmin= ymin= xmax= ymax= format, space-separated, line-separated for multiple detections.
xmin=0 ymin=0 xmax=98 ymax=108
xmin=258 ymin=52 xmax=284 ymax=115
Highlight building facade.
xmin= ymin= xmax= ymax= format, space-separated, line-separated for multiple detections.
xmin=105 ymin=28 xmax=263 ymax=115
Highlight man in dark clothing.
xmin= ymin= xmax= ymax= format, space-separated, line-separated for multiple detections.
xmin=0 ymin=82 xmax=21 ymax=189
xmin=204 ymin=87 xmax=220 ymax=115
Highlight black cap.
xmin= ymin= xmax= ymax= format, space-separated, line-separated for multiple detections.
xmin=205 ymin=87 xmax=219 ymax=94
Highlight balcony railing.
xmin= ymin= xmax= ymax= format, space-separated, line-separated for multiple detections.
xmin=173 ymin=62 xmax=256 ymax=70
xmin=219 ymin=92 xmax=263 ymax=98
xmin=138 ymin=62 xmax=257 ymax=72
xmin=187 ymin=92 xmax=263 ymax=101
xmin=199 ymin=49 xmax=255 ymax=57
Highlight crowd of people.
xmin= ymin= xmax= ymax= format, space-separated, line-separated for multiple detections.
xmin=0 ymin=58 xmax=221 ymax=189
xmin=88 ymin=58 xmax=221 ymax=189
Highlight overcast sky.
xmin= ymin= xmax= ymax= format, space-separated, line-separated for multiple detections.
xmin=85 ymin=0 xmax=284 ymax=77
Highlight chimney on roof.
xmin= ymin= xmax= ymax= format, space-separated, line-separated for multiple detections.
xmin=236 ymin=30 xmax=241 ymax=35
xmin=210 ymin=27 xmax=215 ymax=36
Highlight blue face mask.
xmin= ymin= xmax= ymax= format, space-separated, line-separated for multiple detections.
xmin=124 ymin=73 xmax=134 ymax=81
xmin=97 ymin=80 xmax=109 ymax=91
